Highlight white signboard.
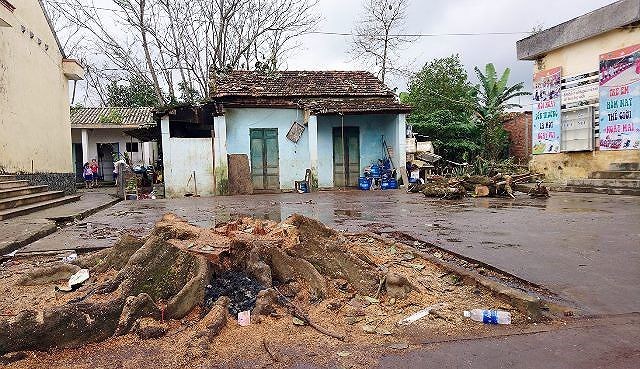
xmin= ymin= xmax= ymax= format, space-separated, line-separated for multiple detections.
xmin=562 ymin=83 xmax=599 ymax=106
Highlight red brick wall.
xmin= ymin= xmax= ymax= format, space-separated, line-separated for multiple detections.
xmin=503 ymin=112 xmax=532 ymax=164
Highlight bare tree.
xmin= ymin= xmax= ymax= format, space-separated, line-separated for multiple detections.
xmin=351 ymin=0 xmax=413 ymax=83
xmin=45 ymin=0 xmax=319 ymax=106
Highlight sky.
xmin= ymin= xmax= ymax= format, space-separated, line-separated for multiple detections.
xmin=285 ymin=0 xmax=616 ymax=102
xmin=60 ymin=0 xmax=617 ymax=105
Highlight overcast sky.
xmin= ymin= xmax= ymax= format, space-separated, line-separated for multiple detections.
xmin=287 ymin=0 xmax=616 ymax=101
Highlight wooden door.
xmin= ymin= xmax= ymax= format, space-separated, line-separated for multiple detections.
xmin=333 ymin=127 xmax=360 ymax=187
xmin=250 ymin=129 xmax=280 ymax=190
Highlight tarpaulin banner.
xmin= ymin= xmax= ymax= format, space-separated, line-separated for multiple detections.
xmin=532 ymin=67 xmax=562 ymax=154
xmin=599 ymin=44 xmax=640 ymax=151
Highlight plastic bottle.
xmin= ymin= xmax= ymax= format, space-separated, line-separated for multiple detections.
xmin=463 ymin=309 xmax=511 ymax=324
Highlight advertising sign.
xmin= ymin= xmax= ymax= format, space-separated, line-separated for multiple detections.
xmin=532 ymin=67 xmax=562 ymax=154
xmin=562 ymin=82 xmax=599 ymax=106
xmin=599 ymin=44 xmax=640 ymax=150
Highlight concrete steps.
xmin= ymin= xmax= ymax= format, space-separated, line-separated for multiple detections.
xmin=554 ymin=185 xmax=640 ymax=196
xmin=0 ymin=174 xmax=80 ymax=220
xmin=0 ymin=195 xmax=82 ymax=221
xmin=589 ymin=171 xmax=640 ymax=180
xmin=0 ymin=180 xmax=29 ymax=190
xmin=556 ymin=162 xmax=640 ymax=196
xmin=609 ymin=162 xmax=640 ymax=171
xmin=566 ymin=178 xmax=640 ymax=189
xmin=0 ymin=191 xmax=65 ymax=211
xmin=0 ymin=185 xmax=48 ymax=200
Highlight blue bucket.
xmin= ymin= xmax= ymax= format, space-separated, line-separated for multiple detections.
xmin=370 ymin=165 xmax=381 ymax=178
xmin=358 ymin=176 xmax=372 ymax=190
xmin=381 ymin=178 xmax=398 ymax=190
xmin=299 ymin=182 xmax=309 ymax=193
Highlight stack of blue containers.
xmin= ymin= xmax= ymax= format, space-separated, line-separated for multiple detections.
xmin=359 ymin=159 xmax=398 ymax=190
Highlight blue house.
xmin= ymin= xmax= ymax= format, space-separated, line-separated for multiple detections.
xmin=158 ymin=71 xmax=411 ymax=197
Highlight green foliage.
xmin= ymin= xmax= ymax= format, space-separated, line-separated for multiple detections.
xmin=472 ymin=63 xmax=530 ymax=162
xmin=98 ymin=109 xmax=124 ymax=124
xmin=402 ymin=55 xmax=480 ymax=162
xmin=107 ymin=76 xmax=160 ymax=107
xmin=403 ymin=54 xmax=474 ymax=117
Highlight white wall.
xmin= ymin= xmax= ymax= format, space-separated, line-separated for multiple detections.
xmin=160 ymin=116 xmax=214 ymax=197
xmin=0 ymin=0 xmax=73 ymax=172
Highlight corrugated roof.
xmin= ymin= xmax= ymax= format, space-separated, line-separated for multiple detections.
xmin=70 ymin=107 xmax=154 ymax=126
xmin=212 ymin=70 xmax=394 ymax=98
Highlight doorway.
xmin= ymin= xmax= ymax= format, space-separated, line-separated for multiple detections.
xmin=97 ymin=143 xmax=119 ymax=181
xmin=250 ymin=129 xmax=280 ymax=191
xmin=333 ymin=126 xmax=360 ymax=187
xmin=72 ymin=143 xmax=83 ymax=182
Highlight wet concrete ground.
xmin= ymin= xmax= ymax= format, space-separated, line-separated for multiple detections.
xmin=15 ymin=189 xmax=640 ymax=368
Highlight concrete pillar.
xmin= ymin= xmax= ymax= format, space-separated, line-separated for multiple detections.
xmin=213 ymin=115 xmax=229 ymax=195
xmin=397 ymin=114 xmax=407 ymax=171
xmin=81 ymin=129 xmax=89 ymax=164
xmin=308 ymin=114 xmax=319 ymax=190
xmin=160 ymin=115 xmax=171 ymax=193
xmin=143 ymin=141 xmax=152 ymax=165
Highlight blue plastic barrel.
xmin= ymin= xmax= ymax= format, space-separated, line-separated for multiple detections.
xmin=358 ymin=176 xmax=371 ymax=190
xmin=381 ymin=178 xmax=398 ymax=190
xmin=370 ymin=165 xmax=381 ymax=178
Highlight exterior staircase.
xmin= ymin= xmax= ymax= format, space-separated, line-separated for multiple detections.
xmin=0 ymin=175 xmax=81 ymax=220
xmin=555 ymin=163 xmax=640 ymax=196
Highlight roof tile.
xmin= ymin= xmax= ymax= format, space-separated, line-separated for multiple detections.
xmin=70 ymin=107 xmax=154 ymax=126
xmin=212 ymin=70 xmax=394 ymax=98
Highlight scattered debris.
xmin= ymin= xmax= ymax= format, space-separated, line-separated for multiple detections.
xmin=397 ymin=303 xmax=447 ymax=325
xmin=387 ymin=342 xmax=409 ymax=350
xmin=237 ymin=310 xmax=251 ymax=326
xmin=464 ymin=309 xmax=512 ymax=324
xmin=62 ymin=253 xmax=78 ymax=263
xmin=410 ymin=172 xmax=546 ymax=199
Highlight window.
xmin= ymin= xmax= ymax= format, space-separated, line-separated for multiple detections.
xmin=126 ymin=142 xmax=139 ymax=152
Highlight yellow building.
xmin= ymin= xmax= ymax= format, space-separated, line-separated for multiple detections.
xmin=517 ymin=0 xmax=640 ymax=184
xmin=0 ymin=0 xmax=83 ymax=178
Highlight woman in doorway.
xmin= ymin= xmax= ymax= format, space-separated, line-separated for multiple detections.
xmin=82 ymin=163 xmax=93 ymax=189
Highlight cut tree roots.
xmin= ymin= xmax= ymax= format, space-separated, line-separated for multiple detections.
xmin=0 ymin=213 xmax=546 ymax=363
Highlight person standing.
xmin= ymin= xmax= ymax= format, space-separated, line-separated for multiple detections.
xmin=90 ymin=159 xmax=99 ymax=187
xmin=82 ymin=163 xmax=93 ymax=189
xmin=113 ymin=158 xmax=127 ymax=187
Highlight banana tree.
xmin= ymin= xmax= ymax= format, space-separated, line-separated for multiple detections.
xmin=473 ymin=63 xmax=530 ymax=161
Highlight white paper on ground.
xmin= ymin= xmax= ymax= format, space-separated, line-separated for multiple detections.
xmin=238 ymin=310 xmax=251 ymax=326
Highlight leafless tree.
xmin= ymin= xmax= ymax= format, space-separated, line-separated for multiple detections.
xmin=45 ymin=0 xmax=319 ymax=105
xmin=351 ymin=0 xmax=414 ymax=83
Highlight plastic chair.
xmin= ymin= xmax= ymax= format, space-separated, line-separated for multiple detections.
xmin=295 ymin=169 xmax=312 ymax=193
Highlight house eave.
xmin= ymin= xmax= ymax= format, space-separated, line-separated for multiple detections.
xmin=71 ymin=124 xmax=142 ymax=129
xmin=516 ymin=0 xmax=640 ymax=60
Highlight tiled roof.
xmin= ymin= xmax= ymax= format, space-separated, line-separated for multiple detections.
xmin=70 ymin=107 xmax=154 ymax=126
xmin=212 ymin=71 xmax=394 ymax=98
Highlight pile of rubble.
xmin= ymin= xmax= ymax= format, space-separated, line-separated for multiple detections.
xmin=409 ymin=173 xmax=549 ymax=199
xmin=0 ymin=213 xmax=539 ymax=367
